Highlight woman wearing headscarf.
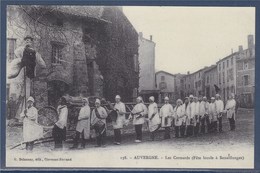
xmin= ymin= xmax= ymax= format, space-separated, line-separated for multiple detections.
xmin=147 ymin=96 xmax=161 ymax=141
xmin=20 ymin=96 xmax=43 ymax=151
xmin=128 ymin=96 xmax=147 ymax=143
xmin=52 ymin=97 xmax=68 ymax=149
xmin=173 ymin=99 xmax=185 ymax=138
xmin=91 ymin=98 xmax=108 ymax=147
xmin=70 ymin=98 xmax=91 ymax=149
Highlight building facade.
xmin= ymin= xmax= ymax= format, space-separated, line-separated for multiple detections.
xmin=180 ymin=72 xmax=195 ymax=99
xmin=138 ymin=32 xmax=159 ymax=102
xmin=7 ymin=5 xmax=139 ymax=110
xmin=155 ymin=71 xmax=176 ymax=103
xmin=236 ymin=35 xmax=255 ymax=108
xmin=204 ymin=65 xmax=218 ymax=99
xmin=216 ymin=52 xmax=237 ymax=103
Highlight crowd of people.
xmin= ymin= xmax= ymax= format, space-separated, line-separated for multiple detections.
xmin=20 ymin=93 xmax=237 ymax=151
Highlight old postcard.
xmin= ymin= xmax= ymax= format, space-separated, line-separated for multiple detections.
xmin=4 ymin=5 xmax=255 ymax=169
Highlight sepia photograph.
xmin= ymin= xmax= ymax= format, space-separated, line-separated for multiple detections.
xmin=4 ymin=5 xmax=255 ymax=169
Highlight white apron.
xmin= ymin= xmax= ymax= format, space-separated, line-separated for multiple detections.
xmin=148 ymin=102 xmax=161 ymax=132
xmin=112 ymin=102 xmax=126 ymax=129
xmin=20 ymin=106 xmax=43 ymax=142
xmin=76 ymin=105 xmax=91 ymax=139
xmin=160 ymin=103 xmax=174 ymax=128
xmin=226 ymin=99 xmax=236 ymax=120
xmin=174 ymin=104 xmax=185 ymax=126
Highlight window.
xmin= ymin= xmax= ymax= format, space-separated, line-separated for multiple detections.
xmin=227 ymin=70 xmax=229 ymax=82
xmin=231 ymin=57 xmax=234 ymax=65
xmin=243 ymin=62 xmax=248 ymax=70
xmin=207 ymin=76 xmax=209 ymax=84
xmin=199 ymin=72 xmax=200 ymax=78
xmin=51 ymin=43 xmax=64 ymax=64
xmin=188 ymin=84 xmax=190 ymax=89
xmin=219 ymin=63 xmax=221 ymax=71
xmin=133 ymin=54 xmax=139 ymax=72
xmin=244 ymin=75 xmax=249 ymax=86
xmin=223 ymin=72 xmax=225 ymax=83
xmin=219 ymin=73 xmax=221 ymax=84
xmin=227 ymin=60 xmax=229 ymax=68
xmin=223 ymin=61 xmax=225 ymax=69
xmin=161 ymin=76 xmax=165 ymax=81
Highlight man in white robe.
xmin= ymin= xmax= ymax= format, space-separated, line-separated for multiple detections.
xmin=187 ymin=95 xmax=196 ymax=136
xmin=194 ymin=97 xmax=200 ymax=136
xmin=183 ymin=97 xmax=190 ymax=137
xmin=91 ymin=99 xmax=108 ymax=147
xmin=128 ymin=96 xmax=148 ymax=143
xmin=160 ymin=96 xmax=174 ymax=139
xmin=209 ymin=97 xmax=217 ymax=133
xmin=20 ymin=96 xmax=43 ymax=151
xmin=113 ymin=95 xmax=126 ymax=145
xmin=147 ymin=96 xmax=161 ymax=141
xmin=173 ymin=99 xmax=185 ymax=138
xmin=70 ymin=98 xmax=91 ymax=149
xmin=225 ymin=93 xmax=236 ymax=131
xmin=215 ymin=94 xmax=224 ymax=132
xmin=199 ymin=96 xmax=209 ymax=134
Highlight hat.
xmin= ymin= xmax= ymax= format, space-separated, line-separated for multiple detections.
xmin=203 ymin=96 xmax=207 ymax=99
xmin=24 ymin=35 xmax=34 ymax=41
xmin=95 ymin=99 xmax=101 ymax=104
xmin=137 ymin=96 xmax=143 ymax=101
xmin=149 ymin=96 xmax=155 ymax=102
xmin=230 ymin=93 xmax=235 ymax=98
xmin=27 ymin=96 xmax=34 ymax=103
xmin=189 ymin=95 xmax=194 ymax=98
xmin=216 ymin=94 xmax=220 ymax=97
xmin=211 ymin=97 xmax=215 ymax=100
xmin=176 ymin=99 xmax=183 ymax=104
xmin=115 ymin=95 xmax=121 ymax=99
xmin=164 ymin=96 xmax=169 ymax=100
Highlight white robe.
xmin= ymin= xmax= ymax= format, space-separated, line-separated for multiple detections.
xmin=209 ymin=102 xmax=217 ymax=122
xmin=91 ymin=106 xmax=108 ymax=126
xmin=199 ymin=101 xmax=209 ymax=117
xmin=130 ymin=103 xmax=147 ymax=125
xmin=148 ymin=102 xmax=161 ymax=132
xmin=215 ymin=99 xmax=224 ymax=116
xmin=20 ymin=106 xmax=43 ymax=142
xmin=113 ymin=102 xmax=126 ymax=129
xmin=225 ymin=99 xmax=236 ymax=120
xmin=183 ymin=103 xmax=191 ymax=125
xmin=76 ymin=105 xmax=91 ymax=139
xmin=160 ymin=103 xmax=174 ymax=127
xmin=174 ymin=104 xmax=185 ymax=126
xmin=56 ymin=105 xmax=68 ymax=129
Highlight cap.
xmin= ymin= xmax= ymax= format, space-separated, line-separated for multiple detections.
xmin=27 ymin=96 xmax=34 ymax=103
xmin=137 ymin=96 xmax=143 ymax=101
xmin=149 ymin=96 xmax=155 ymax=102
xmin=211 ymin=97 xmax=215 ymax=100
xmin=115 ymin=95 xmax=121 ymax=99
xmin=164 ymin=96 xmax=169 ymax=100
xmin=203 ymin=96 xmax=207 ymax=99
xmin=216 ymin=94 xmax=220 ymax=97
xmin=189 ymin=95 xmax=194 ymax=98
xmin=95 ymin=99 xmax=101 ymax=104
xmin=82 ymin=98 xmax=89 ymax=102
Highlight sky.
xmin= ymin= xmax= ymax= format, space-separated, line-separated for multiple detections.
xmin=123 ymin=7 xmax=255 ymax=75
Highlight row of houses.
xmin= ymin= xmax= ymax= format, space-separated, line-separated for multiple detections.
xmin=151 ymin=35 xmax=255 ymax=108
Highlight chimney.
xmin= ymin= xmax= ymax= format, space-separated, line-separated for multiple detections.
xmin=231 ymin=49 xmax=233 ymax=54
xmin=238 ymin=45 xmax=243 ymax=52
xmin=187 ymin=71 xmax=190 ymax=75
xmin=248 ymin=35 xmax=254 ymax=49
xmin=139 ymin=32 xmax=143 ymax=39
xmin=150 ymin=35 xmax=153 ymax=41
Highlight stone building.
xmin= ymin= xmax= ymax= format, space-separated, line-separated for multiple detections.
xmin=155 ymin=71 xmax=176 ymax=103
xmin=204 ymin=65 xmax=218 ymax=99
xmin=236 ymin=35 xmax=255 ymax=108
xmin=216 ymin=52 xmax=237 ymax=103
xmin=7 ymin=6 xmax=139 ymax=109
xmin=180 ymin=71 xmax=195 ymax=99
xmin=138 ymin=32 xmax=159 ymax=102
xmin=192 ymin=66 xmax=211 ymax=97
